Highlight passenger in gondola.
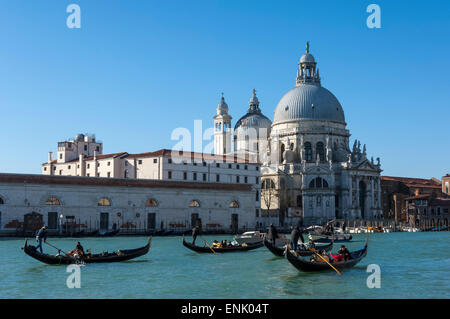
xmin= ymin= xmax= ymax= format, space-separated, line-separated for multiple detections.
xmin=35 ymin=226 xmax=48 ymax=253
xmin=267 ymin=224 xmax=278 ymax=245
xmin=308 ymin=238 xmax=316 ymax=250
xmin=69 ymin=241 xmax=85 ymax=257
xmin=338 ymin=245 xmax=351 ymax=261
xmin=192 ymin=226 xmax=200 ymax=245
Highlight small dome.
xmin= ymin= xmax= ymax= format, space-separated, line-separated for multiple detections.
xmin=273 ymin=84 xmax=345 ymax=124
xmin=300 ymin=53 xmax=315 ymax=63
xmin=234 ymin=112 xmax=272 ymax=132
xmin=234 ymin=89 xmax=272 ymax=135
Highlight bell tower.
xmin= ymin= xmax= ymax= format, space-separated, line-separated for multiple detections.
xmin=213 ymin=94 xmax=232 ymax=155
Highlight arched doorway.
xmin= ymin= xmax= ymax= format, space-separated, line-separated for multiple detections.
xmin=359 ymin=181 xmax=366 ymax=219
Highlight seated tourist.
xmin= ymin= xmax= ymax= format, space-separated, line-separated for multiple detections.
xmin=338 ymin=245 xmax=351 ymax=261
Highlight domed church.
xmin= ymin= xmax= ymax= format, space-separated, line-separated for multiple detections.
xmin=213 ymin=43 xmax=383 ymax=225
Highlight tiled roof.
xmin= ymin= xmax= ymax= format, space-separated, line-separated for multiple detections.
xmin=43 ymin=150 xmax=259 ymax=165
xmin=0 ymin=173 xmax=252 ymax=192
xmin=381 ymin=176 xmax=441 ymax=189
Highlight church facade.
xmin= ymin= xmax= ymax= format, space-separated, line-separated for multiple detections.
xmin=214 ymin=43 xmax=383 ymax=226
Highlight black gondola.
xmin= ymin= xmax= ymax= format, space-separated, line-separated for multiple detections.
xmin=263 ymin=238 xmax=333 ymax=257
xmin=285 ymin=237 xmax=368 ymax=272
xmin=98 ymin=229 xmax=120 ymax=237
xmin=22 ymin=237 xmax=152 ymax=265
xmin=73 ymin=229 xmax=99 ymax=237
xmin=182 ymin=236 xmax=263 ymax=253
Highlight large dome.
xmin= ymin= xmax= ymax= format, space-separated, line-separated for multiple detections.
xmin=273 ymin=84 xmax=345 ymax=124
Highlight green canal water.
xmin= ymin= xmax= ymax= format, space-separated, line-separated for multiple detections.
xmin=0 ymin=232 xmax=449 ymax=299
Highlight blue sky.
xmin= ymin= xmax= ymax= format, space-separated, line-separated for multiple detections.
xmin=0 ymin=0 xmax=449 ymax=179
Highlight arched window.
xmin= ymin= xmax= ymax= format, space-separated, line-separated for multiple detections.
xmin=45 ymin=196 xmax=60 ymax=205
xmin=262 ymin=179 xmax=275 ymax=189
xmin=146 ymin=198 xmax=158 ymax=207
xmin=280 ymin=143 xmax=285 ymax=162
xmin=255 ymin=190 xmax=259 ymax=201
xmin=229 ymin=200 xmax=239 ymax=208
xmin=316 ymin=142 xmax=325 ymax=161
xmin=0 ymin=197 xmax=4 ymax=204
xmin=189 ymin=200 xmax=200 ymax=207
xmin=98 ymin=197 xmax=111 ymax=206
xmin=309 ymin=177 xmax=329 ymax=188
xmin=305 ymin=142 xmax=312 ymax=162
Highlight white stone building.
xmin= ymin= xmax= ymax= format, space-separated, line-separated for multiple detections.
xmin=213 ymin=43 xmax=383 ymax=226
xmin=0 ymin=173 xmax=256 ymax=235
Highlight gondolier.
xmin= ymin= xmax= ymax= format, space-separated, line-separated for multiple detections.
xmin=35 ymin=226 xmax=48 ymax=253
xmin=192 ymin=226 xmax=200 ymax=245
xmin=290 ymin=226 xmax=300 ymax=251
xmin=267 ymin=224 xmax=278 ymax=245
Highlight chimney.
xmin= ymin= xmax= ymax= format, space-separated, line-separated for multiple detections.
xmin=48 ymin=152 xmax=53 ymax=164
xmin=79 ymin=154 xmax=85 ymax=177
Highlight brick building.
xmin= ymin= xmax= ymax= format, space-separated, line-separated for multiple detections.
xmin=380 ymin=176 xmax=442 ymax=221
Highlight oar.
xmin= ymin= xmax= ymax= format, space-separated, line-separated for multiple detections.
xmin=201 ymin=237 xmax=216 ymax=254
xmin=45 ymin=241 xmax=70 ymax=256
xmin=312 ymin=250 xmax=342 ymax=275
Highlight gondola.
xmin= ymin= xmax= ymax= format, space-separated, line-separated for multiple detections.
xmin=285 ymin=237 xmax=368 ymax=272
xmin=73 ymin=229 xmax=99 ymax=237
xmin=182 ymin=236 xmax=263 ymax=253
xmin=22 ymin=236 xmax=152 ymax=265
xmin=98 ymin=229 xmax=120 ymax=237
xmin=313 ymin=235 xmax=352 ymax=243
xmin=263 ymin=238 xmax=333 ymax=257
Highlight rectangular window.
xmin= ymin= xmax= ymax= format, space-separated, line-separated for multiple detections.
xmin=168 ymin=171 xmax=172 ymax=179
xmin=59 ymin=154 xmax=62 ymax=159
xmin=168 ymin=158 xmax=172 ymax=164
xmin=255 ymin=209 xmax=259 ymax=217
xmin=44 ymin=167 xmax=47 ymax=171
xmin=184 ymin=172 xmax=187 ymax=180
xmin=77 ymin=165 xmax=80 ymax=168
xmin=97 ymin=173 xmax=100 ymax=177
xmin=153 ymin=159 xmax=157 ymax=163
xmin=107 ymin=162 xmax=111 ymax=166
xmin=256 ymin=166 xmax=259 ymax=171
xmin=68 ymin=165 xmax=71 ymax=169
xmin=87 ymin=173 xmax=90 ymax=177
xmin=236 ymin=176 xmax=240 ymax=183
xmin=244 ymin=176 xmax=248 ymax=184
xmin=96 ymin=146 xmax=100 ymax=151
xmin=203 ymin=162 xmax=206 ymax=167
xmin=203 ymin=173 xmax=207 ymax=181
xmin=48 ymin=212 xmax=57 ymax=229
xmin=216 ymin=163 xmax=220 ymax=168
xmin=84 ymin=145 xmax=87 ymax=151
xmin=87 ymin=164 xmax=90 ymax=169
xmin=107 ymin=172 xmax=111 ymax=178
xmin=138 ymin=160 xmax=142 ymax=165
xmin=97 ymin=163 xmax=100 ymax=167
xmin=245 ymin=165 xmax=248 ymax=170
xmin=216 ymin=174 xmax=220 ymax=182
xmin=125 ymin=161 xmax=128 ymax=166
xmin=59 ymin=170 xmax=62 ymax=175
xmin=256 ymin=177 xmax=259 ymax=184
xmin=236 ymin=164 xmax=240 ymax=169
xmin=193 ymin=173 xmax=197 ymax=181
